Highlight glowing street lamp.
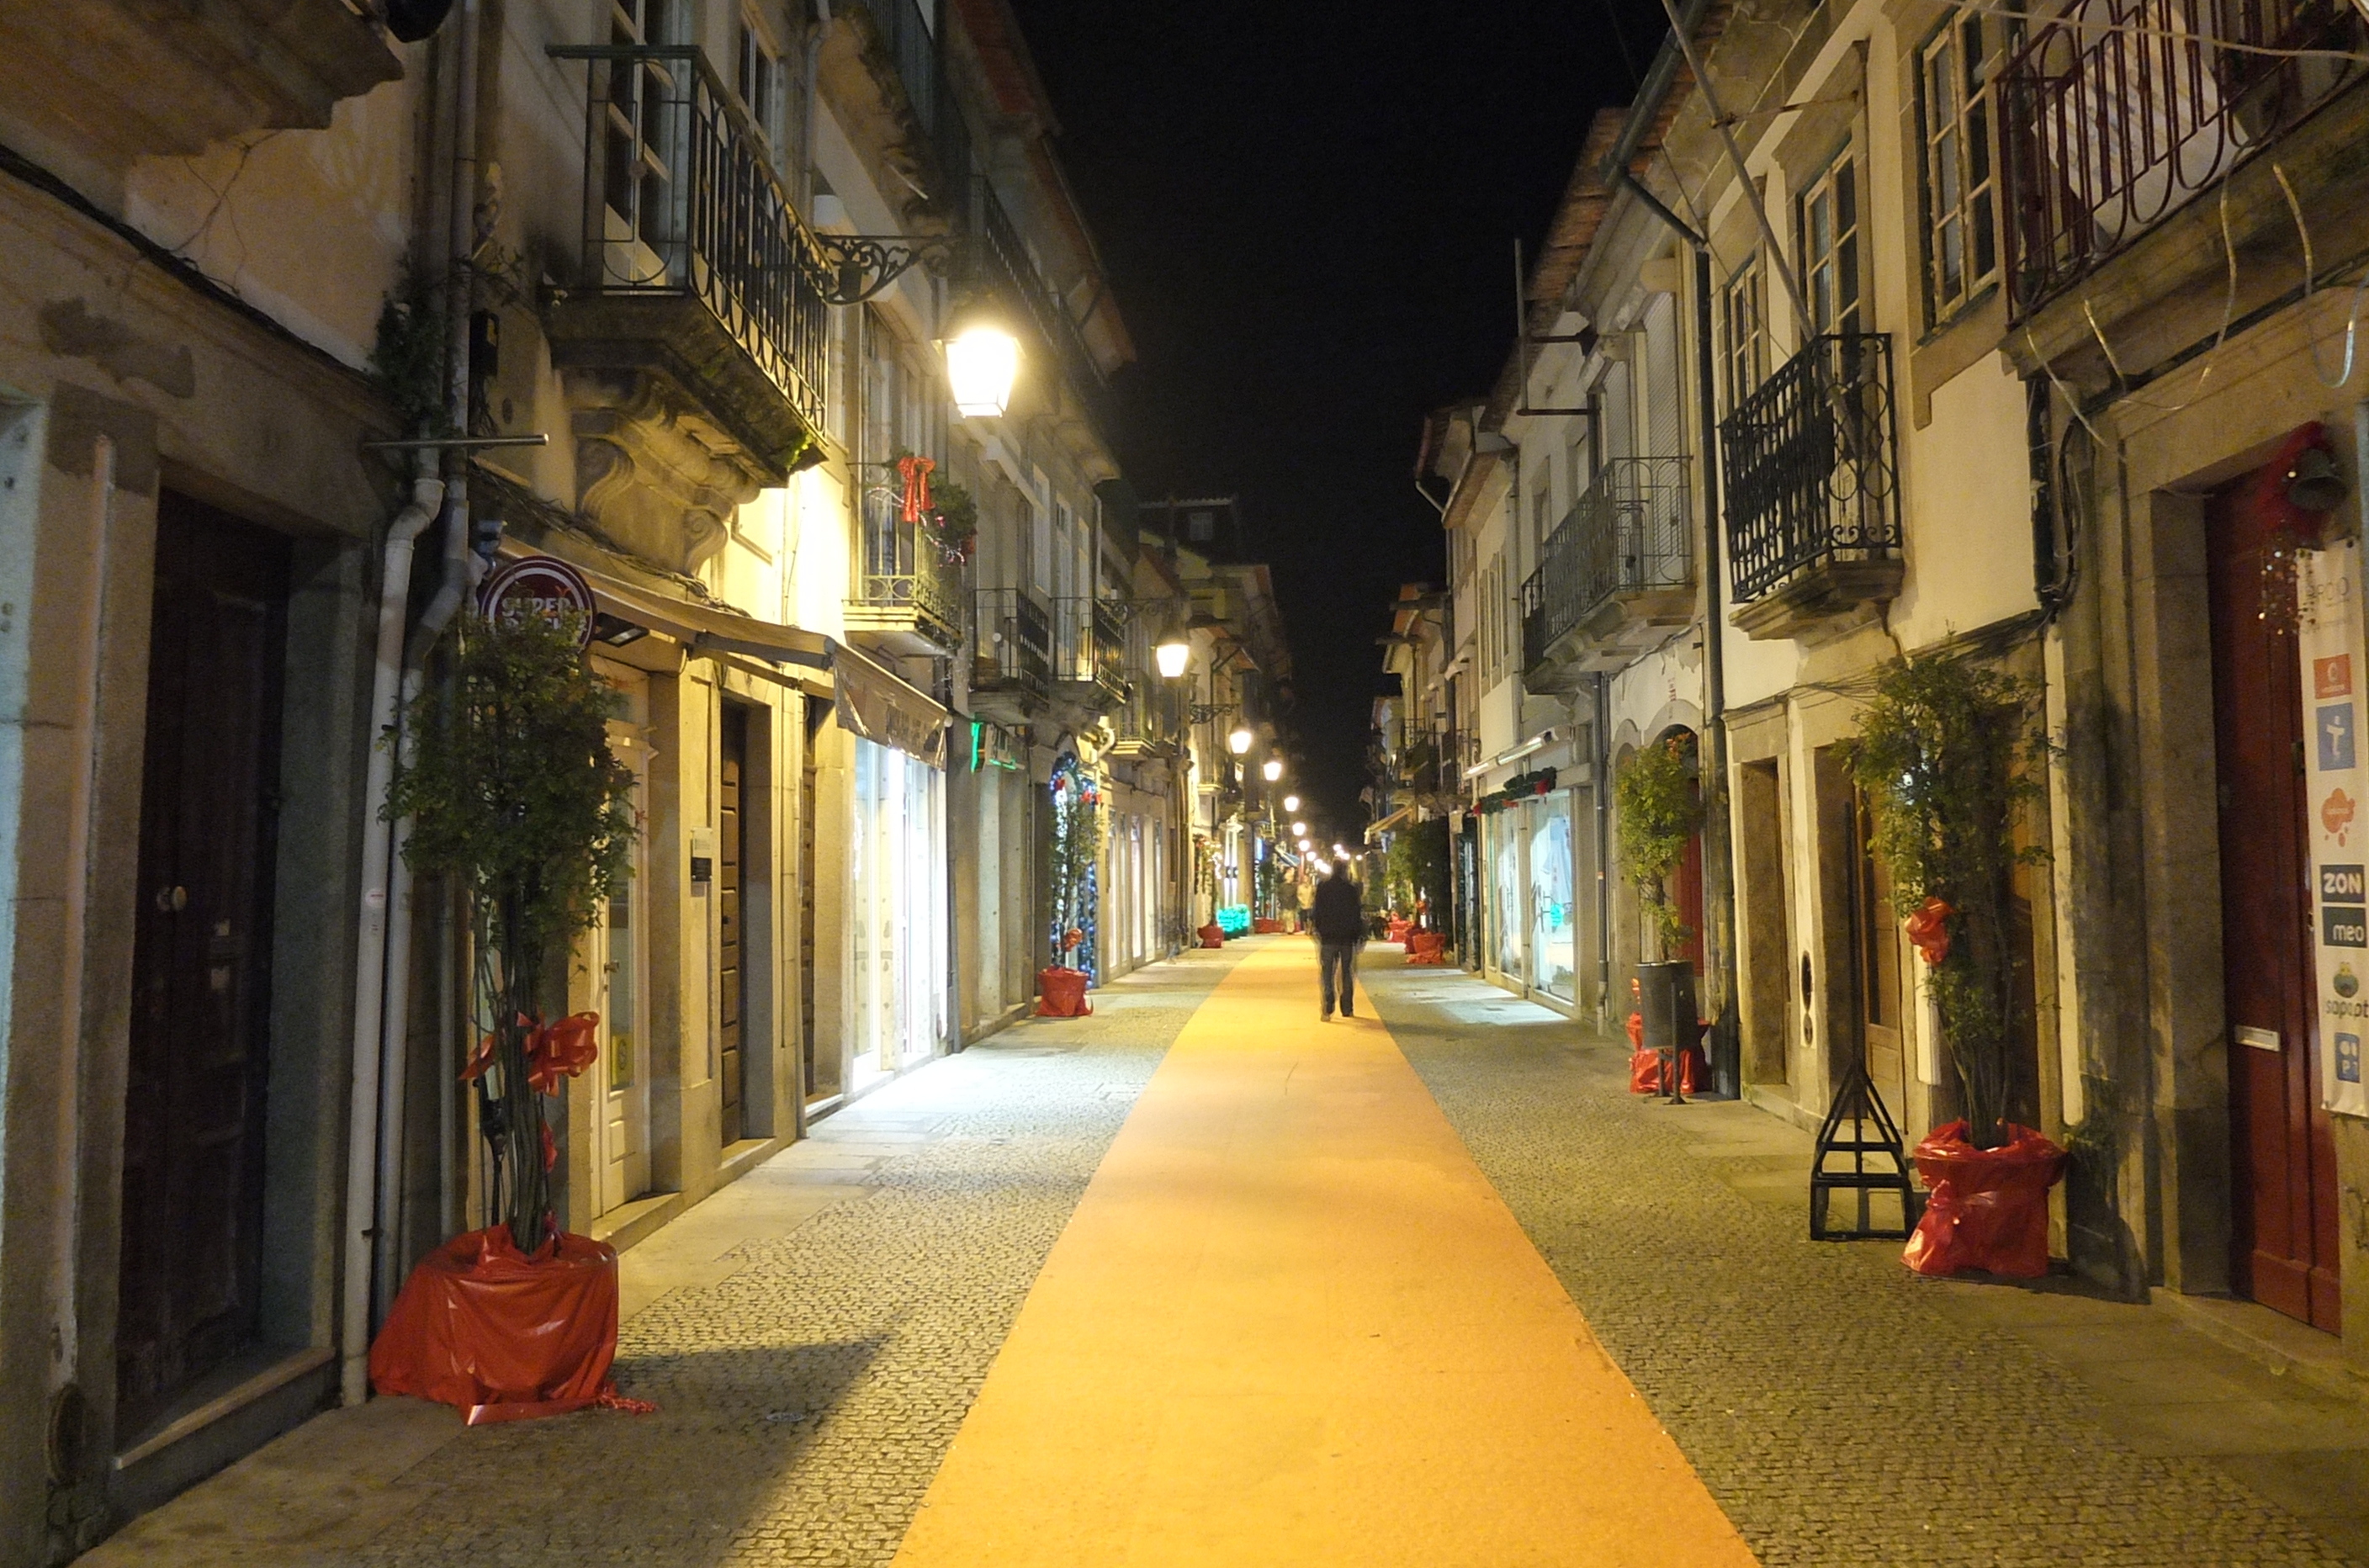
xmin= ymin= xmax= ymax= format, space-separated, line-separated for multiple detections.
xmin=1227 ymin=724 xmax=1253 ymax=755
xmin=942 ymin=298 xmax=1020 ymax=418
xmin=1291 ymin=820 xmax=1307 ymax=837
xmin=1154 ymin=633 xmax=1191 ymax=680
xmin=1261 ymin=757 xmax=1284 ymax=782
xmin=1282 ymin=793 xmax=1300 ymax=813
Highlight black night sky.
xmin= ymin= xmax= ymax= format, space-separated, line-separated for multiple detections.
xmin=1008 ymin=0 xmax=1673 ymax=835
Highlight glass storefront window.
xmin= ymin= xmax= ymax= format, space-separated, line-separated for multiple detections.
xmin=1530 ymin=797 xmax=1576 ymax=1001
xmin=1492 ymin=812 xmax=1525 ymax=980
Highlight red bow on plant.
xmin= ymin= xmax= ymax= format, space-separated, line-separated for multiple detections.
xmin=1903 ymin=898 xmax=1955 ymax=967
xmin=458 ymin=1011 xmax=601 ymax=1096
xmin=898 ymin=455 xmax=935 ymax=524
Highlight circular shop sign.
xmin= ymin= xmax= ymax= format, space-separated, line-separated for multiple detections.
xmin=478 ymin=554 xmax=596 ymax=651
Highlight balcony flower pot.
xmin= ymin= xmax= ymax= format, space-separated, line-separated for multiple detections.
xmin=1197 ymin=922 xmax=1225 ymax=948
xmin=1902 ymin=1120 xmax=2067 ymax=1278
xmin=369 ymin=1226 xmax=648 ymax=1423
xmin=1036 ymin=965 xmax=1091 ymax=1017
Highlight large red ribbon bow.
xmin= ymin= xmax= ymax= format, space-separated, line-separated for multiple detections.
xmin=1903 ymin=898 xmax=1955 ymax=967
xmin=898 ymin=454 xmax=935 ymax=524
xmin=458 ymin=1011 xmax=602 ymax=1097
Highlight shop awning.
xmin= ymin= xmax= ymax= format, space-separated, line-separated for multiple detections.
xmin=490 ymin=539 xmax=948 ymax=765
xmin=1365 ymin=804 xmax=1415 ymax=840
xmin=831 ymin=639 xmax=950 ymax=769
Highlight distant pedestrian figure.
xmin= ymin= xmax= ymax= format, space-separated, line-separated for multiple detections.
xmin=1310 ymin=866 xmax=1365 ymax=1020
xmin=1293 ymin=869 xmax=1316 ymax=933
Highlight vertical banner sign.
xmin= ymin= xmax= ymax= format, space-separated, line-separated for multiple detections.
xmin=2298 ymin=539 xmax=2369 ymax=1118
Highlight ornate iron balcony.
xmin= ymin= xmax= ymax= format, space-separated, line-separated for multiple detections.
xmin=846 ymin=481 xmax=964 ymax=655
xmin=550 ymin=45 xmax=831 ymax=450
xmin=1520 ymin=456 xmax=1692 ymax=675
xmin=973 ymin=587 xmax=1052 ymax=699
xmin=1049 ymin=596 xmax=1129 ymax=710
xmin=1999 ymin=0 xmax=2362 ymax=314
xmin=1720 ymin=334 xmax=1900 ymax=607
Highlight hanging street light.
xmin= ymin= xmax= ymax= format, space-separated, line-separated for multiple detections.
xmin=1282 ymin=793 xmax=1300 ymax=813
xmin=942 ymin=295 xmax=1020 ymax=418
xmin=1227 ymin=724 xmax=1253 ymax=755
xmin=1292 ymin=820 xmax=1307 ymax=837
xmin=1261 ymin=756 xmax=1284 ymax=781
xmin=1154 ymin=628 xmax=1191 ymax=680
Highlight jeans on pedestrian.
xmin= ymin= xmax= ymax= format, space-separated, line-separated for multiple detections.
xmin=1319 ymin=940 xmax=1359 ymax=1017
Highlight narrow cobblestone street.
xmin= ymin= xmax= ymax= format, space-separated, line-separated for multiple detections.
xmin=82 ymin=940 xmax=2369 ymax=1567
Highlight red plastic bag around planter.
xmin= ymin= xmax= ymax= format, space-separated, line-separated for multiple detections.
xmin=1903 ymin=1120 xmax=2067 ymax=1278
xmin=369 ymin=1226 xmax=643 ymax=1424
xmin=1406 ymin=930 xmax=1447 ymax=965
xmin=1252 ymin=917 xmax=1285 ymax=934
xmin=1198 ymin=923 xmax=1225 ymax=948
xmin=1036 ymin=966 xmax=1091 ymax=1017
xmin=1629 ymin=1046 xmax=1705 ymax=1094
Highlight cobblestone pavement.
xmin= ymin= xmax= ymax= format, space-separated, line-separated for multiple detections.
xmin=368 ymin=951 xmax=1235 ymax=1568
xmin=1361 ymin=960 xmax=2369 ymax=1568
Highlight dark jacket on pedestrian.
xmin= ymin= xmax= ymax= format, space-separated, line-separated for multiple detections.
xmin=1310 ymin=874 xmax=1365 ymax=943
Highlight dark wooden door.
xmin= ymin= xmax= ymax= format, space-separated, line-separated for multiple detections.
xmin=718 ymin=705 xmax=747 ymax=1144
xmin=117 ymin=492 xmax=288 ymax=1433
xmin=2207 ymin=473 xmax=2343 ymax=1332
xmin=1849 ymin=787 xmax=1906 ymax=1112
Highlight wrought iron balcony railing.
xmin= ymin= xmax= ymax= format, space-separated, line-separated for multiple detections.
xmin=849 ymin=0 xmax=971 ymax=192
xmin=1520 ymin=456 xmax=1692 ymax=672
xmin=1720 ymin=334 xmax=1900 ymax=604
xmin=973 ymin=587 xmax=1052 ymax=696
xmin=553 ymin=44 xmax=830 ymax=435
xmin=1999 ymin=0 xmax=2363 ymax=314
xmin=850 ymin=479 xmax=964 ymax=652
xmin=980 ymin=184 xmax=1113 ymax=431
xmin=1399 ymin=729 xmax=1474 ymax=797
xmin=1050 ymin=596 xmax=1128 ymax=704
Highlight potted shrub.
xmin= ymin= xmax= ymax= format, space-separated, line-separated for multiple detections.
xmin=369 ymin=609 xmax=644 ymax=1419
xmin=1846 ymin=651 xmax=2066 ymax=1277
xmin=1615 ymin=736 xmax=1705 ymax=1094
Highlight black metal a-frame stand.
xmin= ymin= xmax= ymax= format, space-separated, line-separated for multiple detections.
xmin=1809 ymin=1062 xmax=1923 ymax=1240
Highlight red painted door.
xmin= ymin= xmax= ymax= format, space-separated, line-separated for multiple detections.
xmin=117 ymin=492 xmax=289 ymax=1432
xmin=2206 ymin=472 xmax=2342 ymax=1332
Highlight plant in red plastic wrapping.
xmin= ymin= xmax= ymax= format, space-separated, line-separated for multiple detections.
xmin=1845 ymin=653 xmax=2052 ymax=1151
xmin=1902 ymin=897 xmax=1954 ymax=967
xmin=1903 ymin=1120 xmax=2067 ymax=1278
xmin=1614 ymin=735 xmax=1704 ymax=960
xmin=386 ymin=610 xmax=638 ymax=1256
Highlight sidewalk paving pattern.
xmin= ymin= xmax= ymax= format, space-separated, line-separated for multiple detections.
xmin=76 ymin=939 xmax=2369 ymax=1566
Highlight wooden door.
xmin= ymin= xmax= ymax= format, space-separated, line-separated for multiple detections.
xmin=2207 ymin=474 xmax=2343 ymax=1332
xmin=594 ymin=666 xmax=650 ymax=1214
xmin=117 ymin=492 xmax=288 ymax=1434
xmin=1849 ymin=787 xmax=1906 ymax=1113
xmin=718 ymin=705 xmax=748 ymax=1144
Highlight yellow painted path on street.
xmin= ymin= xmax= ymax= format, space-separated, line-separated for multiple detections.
xmin=892 ymin=940 xmax=1757 ymax=1568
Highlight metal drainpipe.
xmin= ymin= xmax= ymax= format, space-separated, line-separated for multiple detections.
xmin=1594 ymin=670 xmax=1613 ymax=1023
xmin=340 ymin=0 xmax=479 ymax=1405
xmin=338 ymin=458 xmax=445 ymax=1405
xmin=1612 ymin=168 xmax=1741 ymax=1090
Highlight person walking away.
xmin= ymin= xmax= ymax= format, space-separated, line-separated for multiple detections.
xmin=1311 ymin=866 xmax=1365 ymax=1020
xmin=1293 ymin=867 xmax=1316 ymax=934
